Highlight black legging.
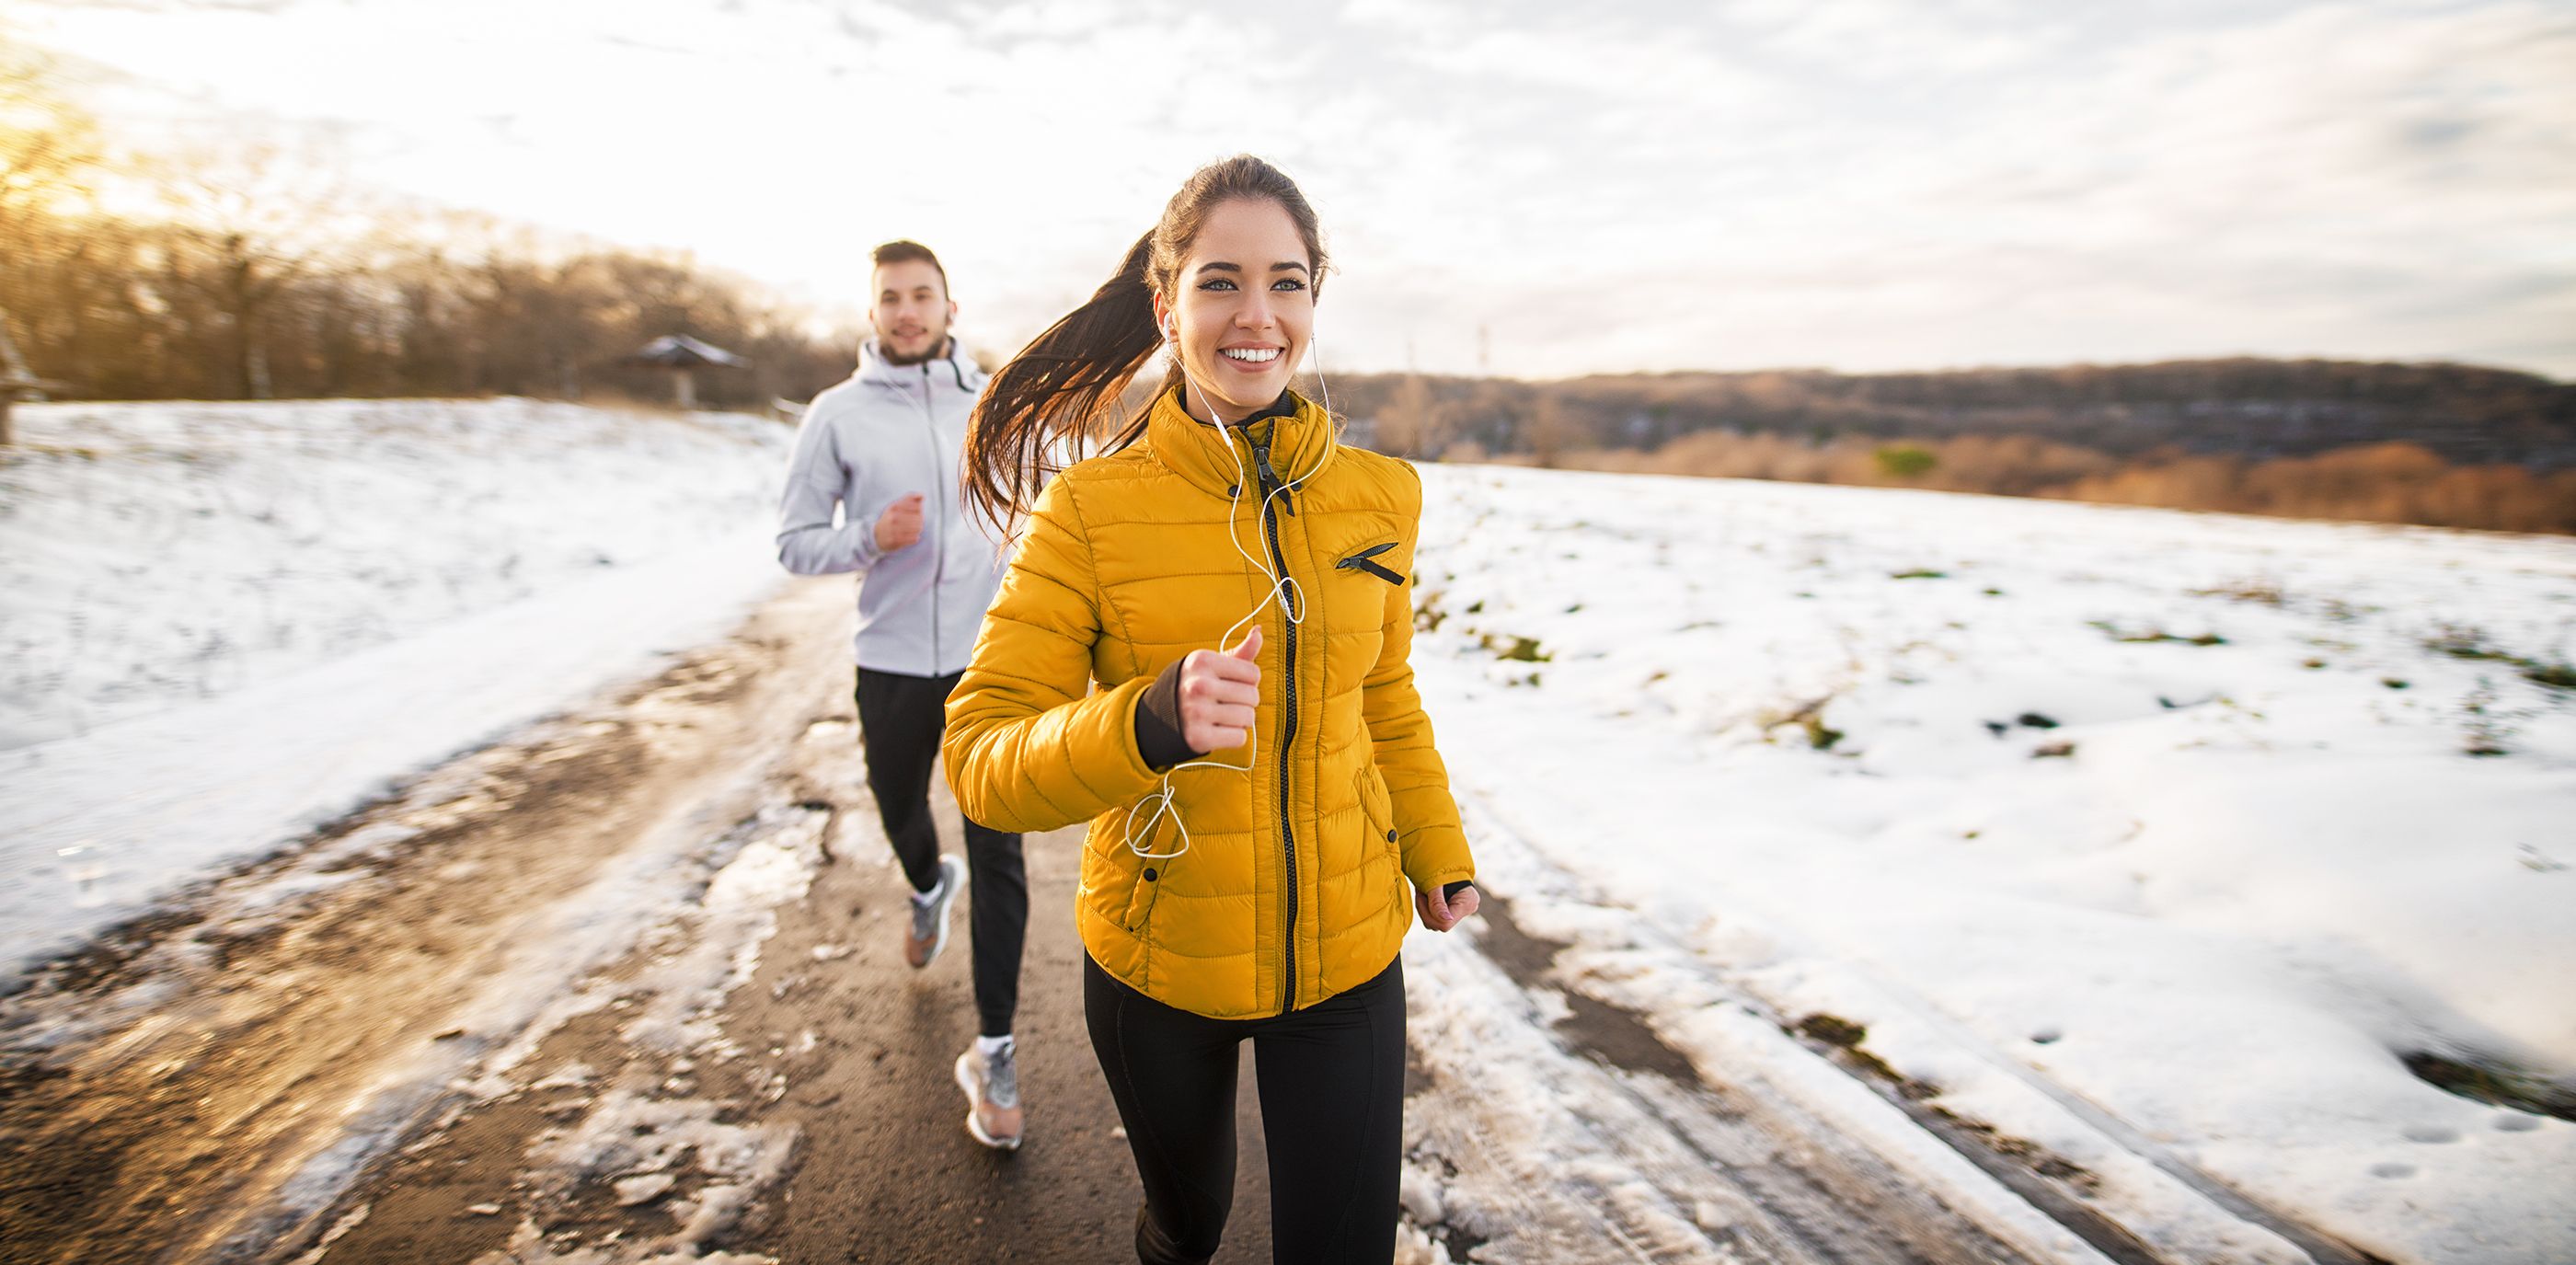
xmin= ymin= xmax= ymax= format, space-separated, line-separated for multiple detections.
xmin=1084 ymin=954 xmax=1404 ymax=1265
xmin=854 ymin=666 xmax=1027 ymax=1038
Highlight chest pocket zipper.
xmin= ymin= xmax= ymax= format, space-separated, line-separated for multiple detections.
xmin=1336 ymin=542 xmax=1405 ymax=586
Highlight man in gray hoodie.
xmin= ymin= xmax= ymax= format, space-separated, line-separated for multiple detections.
xmin=776 ymin=240 xmax=1025 ymax=1150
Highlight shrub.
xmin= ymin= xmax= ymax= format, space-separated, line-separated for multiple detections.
xmin=1874 ymin=444 xmax=1938 ymax=478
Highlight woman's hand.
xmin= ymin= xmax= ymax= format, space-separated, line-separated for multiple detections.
xmin=1416 ymin=881 xmax=1480 ymax=932
xmin=1177 ymin=627 xmax=1262 ymax=753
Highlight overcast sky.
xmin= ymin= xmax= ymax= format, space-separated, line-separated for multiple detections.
xmin=18 ymin=0 xmax=2574 ymax=379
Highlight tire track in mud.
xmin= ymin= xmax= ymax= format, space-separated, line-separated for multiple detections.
xmin=1411 ymin=791 xmax=2392 ymax=1265
xmin=0 ymin=581 xmax=853 ymax=1265
xmin=1400 ymin=889 xmax=2069 ymax=1265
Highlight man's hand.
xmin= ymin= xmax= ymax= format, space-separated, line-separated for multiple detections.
xmin=874 ymin=493 xmax=926 ymax=553
xmin=1177 ymin=627 xmax=1262 ymax=753
xmin=1416 ymin=881 xmax=1480 ymax=932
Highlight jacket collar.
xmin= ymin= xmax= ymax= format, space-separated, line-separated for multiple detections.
xmin=1144 ymin=384 xmax=1338 ymax=501
xmin=856 ymin=337 xmax=980 ymax=392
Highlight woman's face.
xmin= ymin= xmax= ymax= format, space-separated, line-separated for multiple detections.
xmin=1158 ymin=198 xmax=1315 ymax=423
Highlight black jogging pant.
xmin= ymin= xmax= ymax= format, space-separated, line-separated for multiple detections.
xmin=1084 ymin=953 xmax=1404 ymax=1265
xmin=853 ymin=665 xmax=1026 ymax=1038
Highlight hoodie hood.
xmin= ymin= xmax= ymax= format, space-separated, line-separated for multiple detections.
xmin=857 ymin=337 xmax=982 ymax=394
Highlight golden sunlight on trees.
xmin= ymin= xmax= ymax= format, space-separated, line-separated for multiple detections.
xmin=0 ymin=38 xmax=107 ymax=444
xmin=0 ymin=39 xmax=105 ymax=249
xmin=0 ymin=43 xmax=859 ymax=419
xmin=152 ymin=140 xmax=356 ymax=399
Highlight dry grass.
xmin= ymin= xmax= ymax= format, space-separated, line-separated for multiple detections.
xmin=1527 ymin=435 xmax=2576 ymax=535
xmin=2044 ymin=442 xmax=2576 ymax=534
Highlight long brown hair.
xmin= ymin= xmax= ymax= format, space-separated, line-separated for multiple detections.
xmin=962 ymin=155 xmax=1328 ymax=536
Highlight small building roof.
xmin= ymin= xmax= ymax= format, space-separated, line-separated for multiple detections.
xmin=627 ymin=335 xmax=750 ymax=368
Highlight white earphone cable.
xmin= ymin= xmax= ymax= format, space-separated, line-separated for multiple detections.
xmin=1121 ymin=367 xmax=1314 ymax=862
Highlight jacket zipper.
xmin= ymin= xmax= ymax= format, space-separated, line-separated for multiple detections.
xmin=1248 ymin=424 xmax=1299 ymax=1015
xmin=1336 ymin=541 xmax=1404 ymax=585
xmin=922 ymin=362 xmax=945 ymax=670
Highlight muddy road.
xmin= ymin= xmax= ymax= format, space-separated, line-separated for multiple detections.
xmin=0 ymin=577 xmax=2222 ymax=1264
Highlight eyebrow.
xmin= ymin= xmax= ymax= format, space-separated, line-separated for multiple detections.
xmin=1194 ymin=261 xmax=1313 ymax=277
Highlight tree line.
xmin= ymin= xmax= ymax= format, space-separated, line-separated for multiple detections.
xmin=0 ymin=40 xmax=857 ymax=420
xmin=1346 ymin=365 xmax=2576 ymax=534
xmin=1347 ymin=361 xmax=2576 ymax=470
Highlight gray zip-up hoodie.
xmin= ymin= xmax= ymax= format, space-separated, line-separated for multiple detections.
xmin=776 ymin=338 xmax=1006 ymax=676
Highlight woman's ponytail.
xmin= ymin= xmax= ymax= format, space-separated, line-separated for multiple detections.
xmin=961 ymin=231 xmax=1163 ymax=539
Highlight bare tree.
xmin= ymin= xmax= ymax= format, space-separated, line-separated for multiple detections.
xmin=0 ymin=34 xmax=109 ymax=423
xmin=0 ymin=307 xmax=42 ymax=446
xmin=0 ymin=38 xmax=105 ymax=273
xmin=1526 ymin=393 xmax=1580 ymax=468
xmin=1375 ymin=373 xmax=1449 ymax=459
xmin=153 ymin=136 xmax=358 ymax=398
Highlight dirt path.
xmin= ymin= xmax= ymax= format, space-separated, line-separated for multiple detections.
xmin=309 ymin=721 xmax=1280 ymax=1265
xmin=664 ymin=797 xmax=1273 ymax=1264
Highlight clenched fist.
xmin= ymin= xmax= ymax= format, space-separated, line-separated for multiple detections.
xmin=1178 ymin=627 xmax=1263 ymax=753
xmin=874 ymin=493 xmax=926 ymax=553
xmin=1416 ymin=881 xmax=1481 ymax=932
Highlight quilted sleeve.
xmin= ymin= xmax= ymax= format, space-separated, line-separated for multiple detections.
xmin=943 ymin=475 xmax=1164 ymax=834
xmin=1359 ymin=461 xmax=1475 ymax=892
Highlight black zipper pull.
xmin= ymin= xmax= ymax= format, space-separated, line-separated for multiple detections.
xmin=1249 ymin=437 xmax=1296 ymax=514
xmin=1336 ymin=542 xmax=1405 ymax=584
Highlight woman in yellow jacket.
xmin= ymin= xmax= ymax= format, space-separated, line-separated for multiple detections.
xmin=944 ymin=154 xmax=1478 ymax=1263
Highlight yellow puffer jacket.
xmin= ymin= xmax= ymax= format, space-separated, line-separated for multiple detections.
xmin=944 ymin=386 xmax=1473 ymax=1018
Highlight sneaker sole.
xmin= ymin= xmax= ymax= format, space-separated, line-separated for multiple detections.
xmin=953 ymin=1052 xmax=1023 ymax=1152
xmin=914 ymin=856 xmax=966 ymax=970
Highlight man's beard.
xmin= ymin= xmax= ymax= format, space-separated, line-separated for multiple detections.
xmin=880 ymin=329 xmax=949 ymax=367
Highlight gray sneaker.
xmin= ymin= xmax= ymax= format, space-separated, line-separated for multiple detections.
xmin=904 ymin=855 xmax=965 ymax=969
xmin=955 ymin=1040 xmax=1024 ymax=1150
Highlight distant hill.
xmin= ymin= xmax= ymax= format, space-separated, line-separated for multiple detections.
xmin=1335 ymin=359 xmax=2576 ymax=469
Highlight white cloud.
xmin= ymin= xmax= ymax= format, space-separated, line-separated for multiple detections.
xmin=17 ymin=0 xmax=2572 ymax=377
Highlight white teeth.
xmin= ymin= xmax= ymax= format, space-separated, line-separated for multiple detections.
xmin=1221 ymin=347 xmax=1282 ymax=363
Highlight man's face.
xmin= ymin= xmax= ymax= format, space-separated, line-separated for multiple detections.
xmin=872 ymin=259 xmax=954 ymax=365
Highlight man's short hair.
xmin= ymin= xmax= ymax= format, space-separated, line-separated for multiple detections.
xmin=871 ymin=240 xmax=949 ymax=293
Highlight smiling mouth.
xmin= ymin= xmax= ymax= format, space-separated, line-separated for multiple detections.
xmin=1220 ymin=347 xmax=1282 ymax=364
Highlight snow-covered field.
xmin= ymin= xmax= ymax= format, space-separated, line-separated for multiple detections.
xmin=1407 ymin=466 xmax=2576 ymax=1264
xmin=0 ymin=398 xmax=794 ymax=974
xmin=5 ymin=398 xmax=2570 ymax=1262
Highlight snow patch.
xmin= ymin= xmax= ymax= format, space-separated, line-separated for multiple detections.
xmin=1414 ymin=465 xmax=2576 ymax=1263
xmin=0 ymin=398 xmax=795 ymax=977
